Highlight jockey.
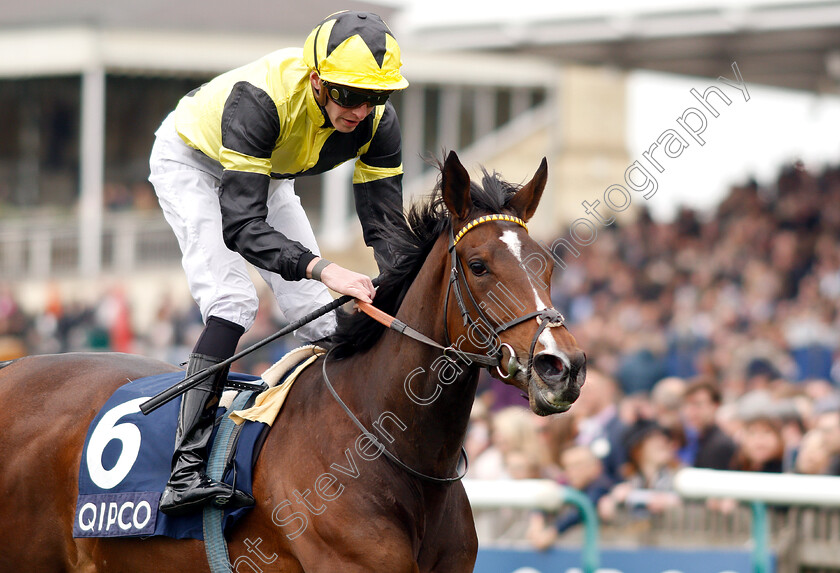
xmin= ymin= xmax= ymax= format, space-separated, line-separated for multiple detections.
xmin=148 ymin=10 xmax=408 ymax=516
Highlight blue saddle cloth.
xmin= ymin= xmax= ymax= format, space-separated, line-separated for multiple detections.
xmin=73 ymin=371 xmax=268 ymax=540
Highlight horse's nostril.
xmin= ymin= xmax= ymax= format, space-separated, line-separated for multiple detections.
xmin=535 ymin=354 xmax=566 ymax=379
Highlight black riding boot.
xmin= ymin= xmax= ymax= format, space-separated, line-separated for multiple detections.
xmin=159 ymin=353 xmax=255 ymax=516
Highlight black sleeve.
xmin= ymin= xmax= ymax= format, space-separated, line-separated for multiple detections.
xmin=219 ymin=171 xmax=316 ymax=281
xmin=354 ymin=101 xmax=404 ymax=270
xmin=218 ymin=81 xmax=316 ymax=280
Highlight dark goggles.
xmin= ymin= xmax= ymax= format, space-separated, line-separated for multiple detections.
xmin=323 ymin=81 xmax=391 ymax=108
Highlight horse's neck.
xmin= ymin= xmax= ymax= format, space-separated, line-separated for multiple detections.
xmin=360 ymin=239 xmax=479 ymax=476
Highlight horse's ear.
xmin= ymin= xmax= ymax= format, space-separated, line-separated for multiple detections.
xmin=508 ymin=157 xmax=548 ymax=222
xmin=441 ymin=151 xmax=473 ymax=220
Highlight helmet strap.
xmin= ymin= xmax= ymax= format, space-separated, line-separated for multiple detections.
xmin=310 ymin=71 xmax=330 ymax=108
xmin=310 ymin=21 xmax=330 ymax=109
xmin=313 ymin=82 xmax=328 ymax=108
xmin=309 ymin=75 xmax=332 ymax=128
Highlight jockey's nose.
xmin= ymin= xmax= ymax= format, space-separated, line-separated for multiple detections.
xmin=352 ymin=103 xmax=372 ymax=119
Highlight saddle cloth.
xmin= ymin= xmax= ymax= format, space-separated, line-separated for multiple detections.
xmin=229 ymin=345 xmax=324 ymax=426
xmin=73 ymin=346 xmax=322 ymax=540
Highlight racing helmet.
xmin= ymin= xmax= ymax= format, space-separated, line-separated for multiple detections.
xmin=303 ymin=11 xmax=409 ymax=92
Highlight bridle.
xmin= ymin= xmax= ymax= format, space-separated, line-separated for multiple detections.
xmin=442 ymin=214 xmax=565 ymax=382
xmin=321 ymin=212 xmax=566 ymax=484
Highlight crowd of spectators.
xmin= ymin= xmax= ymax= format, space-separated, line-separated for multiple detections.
xmin=465 ymin=161 xmax=840 ymax=547
xmin=2 ymin=160 xmax=840 ymax=548
xmin=0 ymin=282 xmax=296 ymax=374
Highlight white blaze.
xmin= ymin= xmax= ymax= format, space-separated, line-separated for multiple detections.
xmin=500 ymin=230 xmax=559 ymax=355
xmin=500 ymin=230 xmax=522 ymax=262
xmin=534 ymin=286 xmax=559 ymax=354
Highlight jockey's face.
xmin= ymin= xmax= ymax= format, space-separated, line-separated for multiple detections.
xmin=325 ymin=98 xmax=374 ymax=133
xmin=310 ymin=72 xmax=374 ymax=133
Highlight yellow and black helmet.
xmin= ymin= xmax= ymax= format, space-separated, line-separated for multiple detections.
xmin=303 ymin=11 xmax=409 ymax=92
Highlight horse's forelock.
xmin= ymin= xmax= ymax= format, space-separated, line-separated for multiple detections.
xmin=471 ymin=169 xmax=521 ymax=215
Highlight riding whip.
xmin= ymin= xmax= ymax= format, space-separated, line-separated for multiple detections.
xmin=139 ymin=277 xmax=380 ymax=415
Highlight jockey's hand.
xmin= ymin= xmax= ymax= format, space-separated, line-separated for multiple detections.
xmin=307 ymin=258 xmax=375 ymax=303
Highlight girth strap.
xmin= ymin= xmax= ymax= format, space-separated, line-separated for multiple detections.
xmin=203 ymin=388 xmax=258 ymax=573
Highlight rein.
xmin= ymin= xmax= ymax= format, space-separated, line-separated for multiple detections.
xmin=320 ymin=345 xmax=469 ymax=484
xmin=354 ymin=301 xmax=498 ymax=367
xmin=321 ymin=213 xmax=565 ymax=484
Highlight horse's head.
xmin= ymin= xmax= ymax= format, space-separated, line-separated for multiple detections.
xmin=440 ymin=151 xmax=586 ymax=416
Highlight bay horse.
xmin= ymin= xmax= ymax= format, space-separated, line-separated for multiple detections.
xmin=0 ymin=152 xmax=585 ymax=572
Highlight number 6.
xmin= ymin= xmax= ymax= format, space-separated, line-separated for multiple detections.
xmin=86 ymin=397 xmax=149 ymax=490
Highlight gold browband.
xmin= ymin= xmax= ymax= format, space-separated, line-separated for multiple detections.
xmin=452 ymin=214 xmax=528 ymax=247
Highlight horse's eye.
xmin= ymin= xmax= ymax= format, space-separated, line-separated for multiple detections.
xmin=469 ymin=261 xmax=488 ymax=276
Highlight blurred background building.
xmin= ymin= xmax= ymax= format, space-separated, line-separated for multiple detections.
xmin=2 ymin=1 xmax=839 ymax=327
xmin=0 ymin=1 xmax=832 ymax=296
xmin=0 ymin=0 xmax=576 ymax=332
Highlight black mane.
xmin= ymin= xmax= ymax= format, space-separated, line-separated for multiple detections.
xmin=330 ymin=165 xmax=522 ymax=357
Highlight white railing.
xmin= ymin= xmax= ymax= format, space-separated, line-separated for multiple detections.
xmin=675 ymin=468 xmax=840 ymax=507
xmin=463 ymin=479 xmax=599 ymax=573
xmin=465 ymin=478 xmax=572 ymax=511
xmin=675 ymin=468 xmax=840 ymax=573
xmin=463 ymin=472 xmax=840 ymax=573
